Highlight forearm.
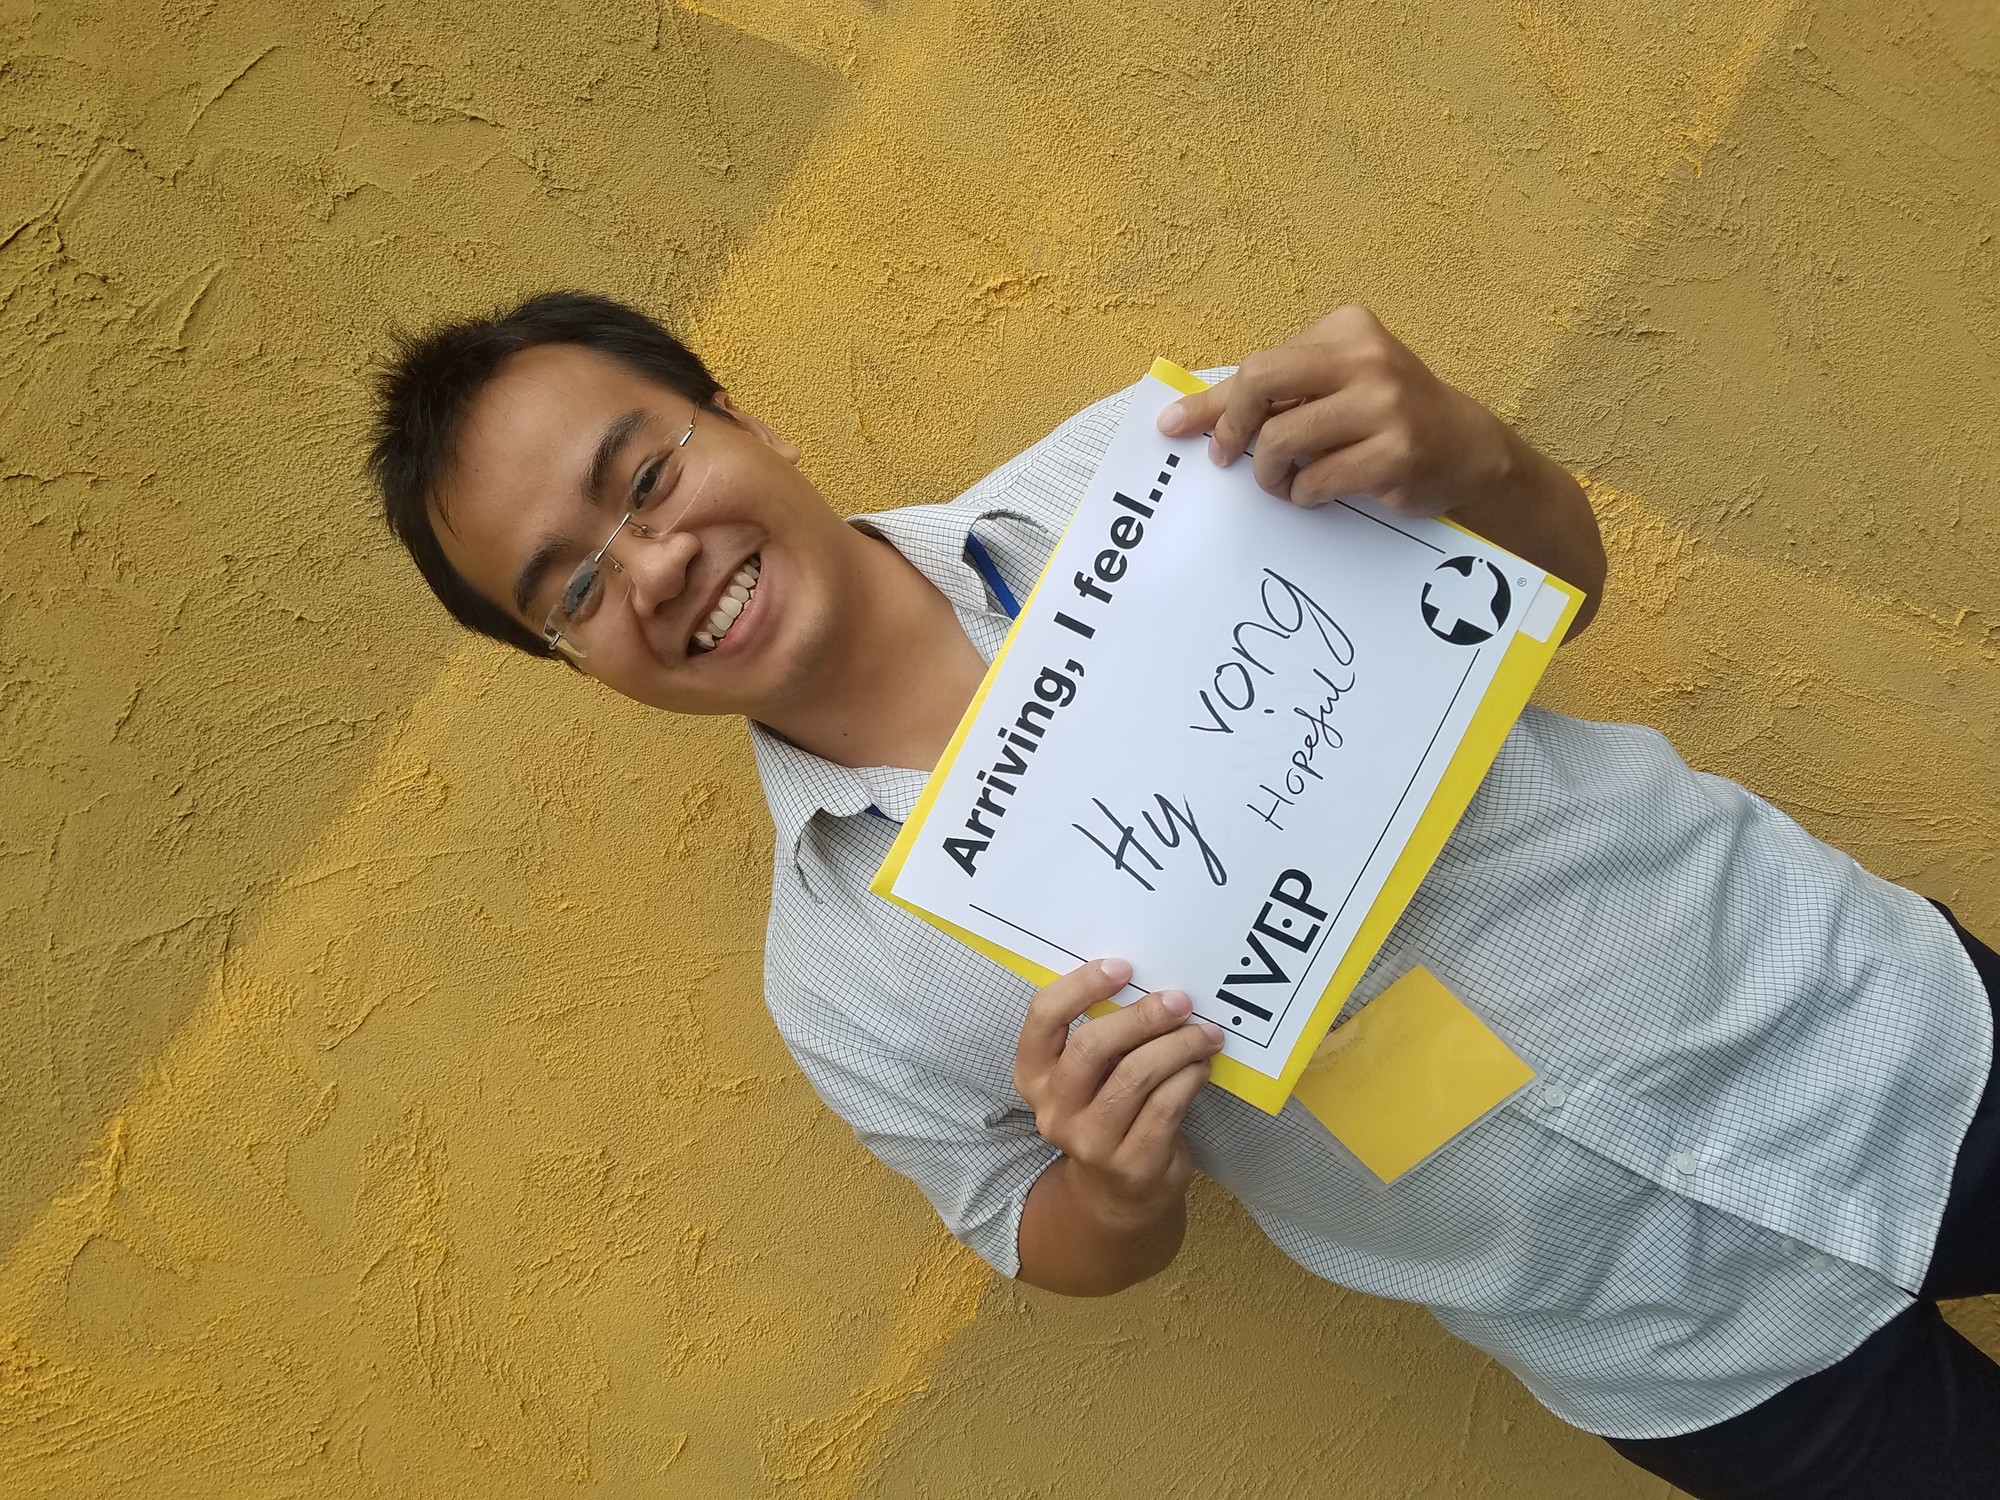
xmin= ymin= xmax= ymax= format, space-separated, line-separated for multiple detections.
xmin=1445 ymin=418 xmax=1607 ymax=638
xmin=1015 ymin=1155 xmax=1188 ymax=1297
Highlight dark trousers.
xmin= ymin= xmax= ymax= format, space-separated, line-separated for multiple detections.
xmin=1608 ymin=904 xmax=2000 ymax=1499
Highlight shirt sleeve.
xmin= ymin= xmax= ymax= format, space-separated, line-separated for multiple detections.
xmin=767 ymin=971 xmax=1059 ymax=1279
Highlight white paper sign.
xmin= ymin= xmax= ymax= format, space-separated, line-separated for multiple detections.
xmin=885 ymin=373 xmax=1549 ymax=1085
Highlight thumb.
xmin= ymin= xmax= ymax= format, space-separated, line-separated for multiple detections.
xmin=1157 ymin=380 xmax=1227 ymax=437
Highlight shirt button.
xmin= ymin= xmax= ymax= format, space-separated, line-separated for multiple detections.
xmin=1778 ymin=1236 xmax=1799 ymax=1256
xmin=1809 ymin=1253 xmax=1835 ymax=1272
xmin=1538 ymin=1084 xmax=1566 ymax=1109
xmin=1672 ymin=1151 xmax=1699 ymax=1176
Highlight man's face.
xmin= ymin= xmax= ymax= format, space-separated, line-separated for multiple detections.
xmin=433 ymin=343 xmax=861 ymax=718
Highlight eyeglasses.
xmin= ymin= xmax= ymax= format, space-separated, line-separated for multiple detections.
xmin=541 ymin=406 xmax=701 ymax=660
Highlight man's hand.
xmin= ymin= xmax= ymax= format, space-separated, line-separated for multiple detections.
xmin=1159 ymin=305 xmax=1606 ymax=634
xmin=1013 ymin=958 xmax=1224 ymax=1296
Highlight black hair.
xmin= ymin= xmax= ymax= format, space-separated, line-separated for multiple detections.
xmin=367 ymin=290 xmax=724 ymax=658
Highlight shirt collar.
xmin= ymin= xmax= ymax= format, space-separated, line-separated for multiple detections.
xmin=747 ymin=498 xmax=1054 ymax=898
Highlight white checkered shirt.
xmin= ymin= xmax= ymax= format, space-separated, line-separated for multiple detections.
xmin=748 ymin=377 xmax=1991 ymax=1439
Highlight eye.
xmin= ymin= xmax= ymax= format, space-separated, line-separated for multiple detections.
xmin=632 ymin=455 xmax=674 ymax=512
xmin=559 ymin=560 xmax=604 ymax=622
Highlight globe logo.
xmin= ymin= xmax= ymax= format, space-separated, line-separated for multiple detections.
xmin=1420 ymin=556 xmax=1512 ymax=645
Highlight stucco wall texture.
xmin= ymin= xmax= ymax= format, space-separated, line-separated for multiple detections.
xmin=2 ymin=0 xmax=1995 ymax=1495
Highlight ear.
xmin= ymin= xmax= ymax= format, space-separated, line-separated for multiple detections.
xmin=712 ymin=390 xmax=802 ymax=466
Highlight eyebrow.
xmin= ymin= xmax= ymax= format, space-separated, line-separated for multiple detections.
xmin=585 ymin=408 xmax=650 ymax=506
xmin=509 ymin=408 xmax=651 ymax=620
xmin=513 ymin=532 xmax=572 ymax=620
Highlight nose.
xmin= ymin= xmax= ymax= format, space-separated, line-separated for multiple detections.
xmin=609 ymin=524 xmax=698 ymax=622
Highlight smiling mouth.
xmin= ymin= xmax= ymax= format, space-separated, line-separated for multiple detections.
xmin=690 ymin=555 xmax=762 ymax=654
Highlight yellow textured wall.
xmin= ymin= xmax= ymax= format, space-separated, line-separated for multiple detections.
xmin=2 ymin=1 xmax=1995 ymax=1494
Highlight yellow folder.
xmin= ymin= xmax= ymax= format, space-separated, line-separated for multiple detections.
xmin=871 ymin=359 xmax=1580 ymax=1143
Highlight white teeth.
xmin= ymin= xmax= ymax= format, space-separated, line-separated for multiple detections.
xmin=692 ymin=557 xmax=761 ymax=655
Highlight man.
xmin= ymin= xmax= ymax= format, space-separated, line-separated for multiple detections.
xmin=371 ymin=291 xmax=1999 ymax=1498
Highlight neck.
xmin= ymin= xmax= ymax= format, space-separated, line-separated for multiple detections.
xmin=760 ymin=530 xmax=988 ymax=771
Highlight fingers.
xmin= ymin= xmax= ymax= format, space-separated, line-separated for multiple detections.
xmin=1154 ymin=378 xmax=1303 ymax=441
xmin=1015 ymin=961 xmax=1226 ymax=1174
xmin=1159 ymin=342 xmax=1373 ymax=465
xmin=1211 ymin=346 xmax=1341 ymax=465
xmin=1288 ymin=432 xmax=1418 ymax=512
xmin=1046 ymin=987 xmax=1206 ymax=1108
xmin=1157 ymin=305 xmax=1398 ymax=465
xmin=1084 ymin=1033 xmax=1218 ymax=1158
xmin=1157 ymin=380 xmax=1230 ymax=440
xmin=1110 ymin=1060 xmax=1211 ymax=1181
xmin=1017 ymin=958 xmax=1132 ymax=1082
xmin=1249 ymin=391 xmax=1377 ymax=500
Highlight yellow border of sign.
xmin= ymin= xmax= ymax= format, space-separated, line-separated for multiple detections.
xmin=871 ymin=359 xmax=1582 ymax=1115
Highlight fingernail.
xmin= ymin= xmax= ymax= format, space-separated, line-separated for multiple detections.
xmin=1157 ymin=400 xmax=1185 ymax=434
xmin=1208 ymin=435 xmax=1225 ymax=465
xmin=1198 ymin=1020 xmax=1226 ymax=1045
xmin=1099 ymin=957 xmax=1132 ymax=985
xmin=1160 ymin=989 xmax=1192 ymax=1017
